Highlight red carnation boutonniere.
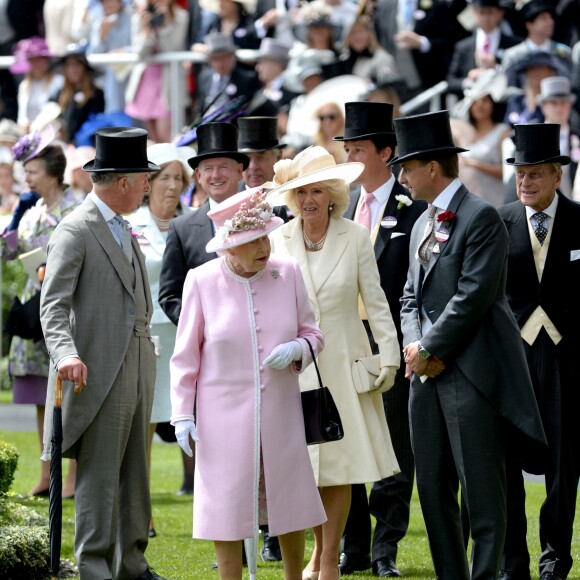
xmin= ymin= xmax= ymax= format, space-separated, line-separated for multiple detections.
xmin=437 ymin=210 xmax=455 ymax=228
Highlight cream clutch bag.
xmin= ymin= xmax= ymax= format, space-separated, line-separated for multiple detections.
xmin=352 ymin=356 xmax=397 ymax=394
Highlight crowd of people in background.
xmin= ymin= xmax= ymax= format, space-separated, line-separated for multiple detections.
xmin=1 ymin=0 xmax=579 ymax=579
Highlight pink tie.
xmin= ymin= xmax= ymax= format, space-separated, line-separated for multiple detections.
xmin=482 ymin=35 xmax=490 ymax=55
xmin=357 ymin=192 xmax=375 ymax=232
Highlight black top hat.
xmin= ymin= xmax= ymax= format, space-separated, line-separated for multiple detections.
xmin=517 ymin=0 xmax=555 ymax=21
xmin=505 ymin=123 xmax=570 ymax=166
xmin=389 ymin=110 xmax=468 ymax=165
xmin=237 ymin=117 xmax=286 ymax=153
xmin=83 ymin=127 xmax=160 ymax=173
xmin=334 ymin=102 xmax=396 ymax=142
xmin=188 ymin=122 xmax=249 ymax=170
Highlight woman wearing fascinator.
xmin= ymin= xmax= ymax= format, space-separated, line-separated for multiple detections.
xmin=170 ymin=187 xmax=326 ymax=579
xmin=1 ymin=124 xmax=79 ymax=498
xmin=268 ymin=146 xmax=400 ymax=580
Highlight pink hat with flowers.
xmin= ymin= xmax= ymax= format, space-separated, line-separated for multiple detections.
xmin=10 ymin=37 xmax=53 ymax=74
xmin=206 ymin=187 xmax=284 ymax=254
xmin=12 ymin=124 xmax=56 ymax=164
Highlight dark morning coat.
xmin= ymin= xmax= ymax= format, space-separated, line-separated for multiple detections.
xmin=400 ymin=185 xmax=547 ymax=467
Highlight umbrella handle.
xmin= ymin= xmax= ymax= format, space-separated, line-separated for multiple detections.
xmin=55 ymin=376 xmax=62 ymax=409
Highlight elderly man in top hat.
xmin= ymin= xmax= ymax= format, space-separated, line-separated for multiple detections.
xmin=238 ymin=116 xmax=286 ymax=189
xmin=40 ymin=127 xmax=165 ymax=580
xmin=193 ymin=33 xmax=262 ymax=119
xmin=393 ymin=110 xmax=546 ymax=579
xmin=337 ymin=101 xmax=425 ymax=578
xmin=497 ymin=123 xmax=580 ymax=580
xmin=446 ymin=0 xmax=520 ymax=98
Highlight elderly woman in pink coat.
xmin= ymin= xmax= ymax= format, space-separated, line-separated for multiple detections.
xmin=170 ymin=187 xmax=327 ymax=580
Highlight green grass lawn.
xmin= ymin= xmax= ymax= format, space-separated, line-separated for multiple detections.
xmin=1 ymin=429 xmax=578 ymax=579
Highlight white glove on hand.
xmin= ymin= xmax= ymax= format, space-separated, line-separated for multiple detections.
xmin=263 ymin=340 xmax=302 ymax=369
xmin=375 ymin=366 xmax=397 ymax=392
xmin=174 ymin=419 xmax=199 ymax=457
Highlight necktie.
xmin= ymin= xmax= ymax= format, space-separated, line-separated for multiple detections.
xmin=112 ymin=216 xmax=133 ymax=262
xmin=482 ymin=34 xmax=491 ymax=55
xmin=357 ymin=192 xmax=375 ymax=232
xmin=417 ymin=204 xmax=437 ymax=266
xmin=533 ymin=212 xmax=548 ymax=245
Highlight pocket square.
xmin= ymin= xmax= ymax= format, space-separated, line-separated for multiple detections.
xmin=571 ymin=250 xmax=580 ymax=261
xmin=391 ymin=232 xmax=405 ymax=239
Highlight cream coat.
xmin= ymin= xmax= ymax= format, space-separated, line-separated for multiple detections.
xmin=171 ymin=256 xmax=327 ymax=540
xmin=270 ymin=217 xmax=400 ymax=486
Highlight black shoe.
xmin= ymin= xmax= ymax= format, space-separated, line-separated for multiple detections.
xmin=135 ymin=567 xmax=166 ymax=580
xmin=176 ymin=485 xmax=193 ymax=496
xmin=261 ymin=532 xmax=282 ymax=562
xmin=211 ymin=561 xmax=218 ymax=570
xmin=339 ymin=552 xmax=372 ymax=575
xmin=540 ymin=574 xmax=563 ymax=580
xmin=148 ymin=528 xmax=157 ymax=538
xmin=373 ymin=558 xmax=402 ymax=578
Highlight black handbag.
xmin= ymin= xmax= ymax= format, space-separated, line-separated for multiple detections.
xmin=3 ymin=292 xmax=43 ymax=342
xmin=301 ymin=338 xmax=344 ymax=445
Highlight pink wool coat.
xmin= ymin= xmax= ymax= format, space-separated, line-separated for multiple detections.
xmin=171 ymin=255 xmax=327 ymax=540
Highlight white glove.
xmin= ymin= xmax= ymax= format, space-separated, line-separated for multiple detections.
xmin=375 ymin=366 xmax=397 ymax=392
xmin=174 ymin=419 xmax=199 ymax=457
xmin=263 ymin=340 xmax=302 ymax=369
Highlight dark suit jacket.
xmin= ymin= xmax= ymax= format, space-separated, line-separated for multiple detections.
xmin=498 ymin=193 xmax=580 ymax=353
xmin=345 ymin=181 xmax=426 ymax=348
xmin=194 ymin=64 xmax=262 ymax=119
xmin=446 ymin=30 xmax=521 ymax=97
xmin=401 ymin=185 xmax=546 ymax=468
xmin=158 ymin=201 xmax=217 ymax=326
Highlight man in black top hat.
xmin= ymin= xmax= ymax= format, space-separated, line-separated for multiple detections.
xmin=238 ymin=116 xmax=286 ymax=189
xmin=40 ymin=127 xmax=166 ymax=580
xmin=501 ymin=0 xmax=571 ymax=87
xmin=393 ymin=110 xmax=546 ymax=579
xmin=497 ymin=124 xmax=580 ymax=580
xmin=159 ymin=122 xmax=249 ymax=326
xmin=338 ymin=101 xmax=425 ymax=578
xmin=447 ymin=0 xmax=521 ymax=98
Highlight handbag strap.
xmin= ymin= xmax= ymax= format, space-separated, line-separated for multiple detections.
xmin=303 ymin=337 xmax=324 ymax=390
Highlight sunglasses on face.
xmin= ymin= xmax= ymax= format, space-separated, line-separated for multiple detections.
xmin=318 ymin=114 xmax=338 ymax=122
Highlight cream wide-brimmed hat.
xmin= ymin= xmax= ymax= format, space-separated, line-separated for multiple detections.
xmin=206 ymin=186 xmax=284 ymax=253
xmin=266 ymin=146 xmax=364 ymax=206
xmin=147 ymin=143 xmax=196 ymax=177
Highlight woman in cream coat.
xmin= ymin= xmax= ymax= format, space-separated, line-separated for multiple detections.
xmin=268 ymin=146 xmax=400 ymax=580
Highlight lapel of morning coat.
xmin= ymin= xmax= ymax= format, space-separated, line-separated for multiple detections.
xmin=373 ymin=184 xmax=401 ymax=261
xmin=84 ymin=197 xmax=136 ymax=298
xmin=423 ymin=184 xmax=468 ymax=284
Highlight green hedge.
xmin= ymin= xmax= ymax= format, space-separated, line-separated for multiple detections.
xmin=0 ymin=524 xmax=50 ymax=579
xmin=0 ymin=441 xmax=18 ymax=495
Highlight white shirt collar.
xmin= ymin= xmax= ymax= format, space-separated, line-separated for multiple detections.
xmin=476 ymin=27 xmax=500 ymax=53
xmin=89 ymin=191 xmax=117 ymax=222
xmin=432 ymin=178 xmax=462 ymax=211
xmin=525 ymin=191 xmax=558 ymax=220
xmin=361 ymin=174 xmax=396 ymax=205
xmin=526 ymin=38 xmax=551 ymax=51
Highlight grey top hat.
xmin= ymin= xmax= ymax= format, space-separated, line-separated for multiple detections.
xmin=257 ymin=38 xmax=291 ymax=64
xmin=205 ymin=33 xmax=236 ymax=57
xmin=237 ymin=117 xmax=286 ymax=152
xmin=389 ymin=110 xmax=468 ymax=165
xmin=83 ymin=127 xmax=160 ymax=173
xmin=189 ymin=122 xmax=249 ymax=170
xmin=538 ymin=76 xmax=577 ymax=105
xmin=505 ymin=123 xmax=570 ymax=166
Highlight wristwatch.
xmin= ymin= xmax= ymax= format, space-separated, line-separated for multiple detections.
xmin=418 ymin=343 xmax=431 ymax=360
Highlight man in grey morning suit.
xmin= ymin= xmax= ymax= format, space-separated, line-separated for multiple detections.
xmin=40 ymin=128 xmax=165 ymax=580
xmin=393 ymin=111 xmax=546 ymax=579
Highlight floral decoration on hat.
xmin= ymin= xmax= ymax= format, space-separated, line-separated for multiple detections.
xmin=12 ymin=132 xmax=42 ymax=163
